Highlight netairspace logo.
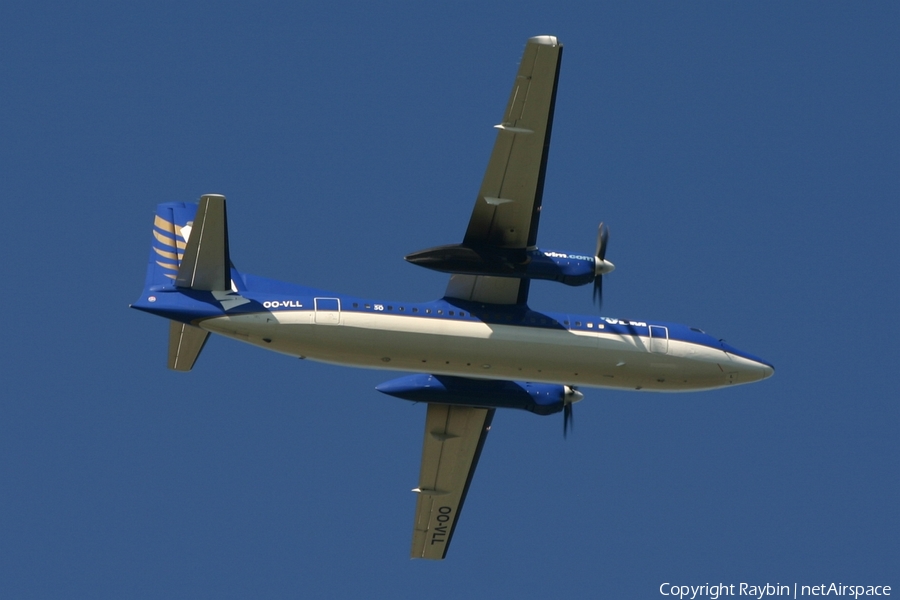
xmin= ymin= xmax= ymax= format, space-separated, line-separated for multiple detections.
xmin=659 ymin=582 xmax=892 ymax=600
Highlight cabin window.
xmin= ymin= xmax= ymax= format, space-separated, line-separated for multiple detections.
xmin=449 ymin=311 xmax=455 ymax=316
xmin=425 ymin=309 xmax=431 ymax=314
xmin=459 ymin=312 xmax=465 ymax=317
xmin=564 ymin=320 xmax=569 ymax=326
xmin=575 ymin=321 xmax=581 ymax=327
xmin=587 ymin=323 xmax=593 ymax=328
xmin=387 ymin=306 xmax=392 ymax=310
xmin=399 ymin=307 xmax=405 ymax=312
xmin=437 ymin=310 xmax=443 ymax=315
xmin=412 ymin=308 xmax=418 ymax=313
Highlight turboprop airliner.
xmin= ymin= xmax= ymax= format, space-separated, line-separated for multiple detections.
xmin=132 ymin=35 xmax=773 ymax=560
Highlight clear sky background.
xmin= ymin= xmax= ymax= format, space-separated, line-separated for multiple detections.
xmin=1 ymin=2 xmax=897 ymax=598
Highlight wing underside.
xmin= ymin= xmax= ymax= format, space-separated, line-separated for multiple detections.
xmin=410 ymin=404 xmax=495 ymax=560
xmin=445 ymin=35 xmax=562 ymax=306
xmin=410 ymin=35 xmax=563 ymax=559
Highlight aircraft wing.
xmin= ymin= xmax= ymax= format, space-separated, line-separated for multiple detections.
xmin=445 ymin=35 xmax=563 ymax=305
xmin=410 ymin=404 xmax=495 ymax=560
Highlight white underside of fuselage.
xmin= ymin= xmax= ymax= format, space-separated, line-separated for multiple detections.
xmin=199 ymin=310 xmax=769 ymax=392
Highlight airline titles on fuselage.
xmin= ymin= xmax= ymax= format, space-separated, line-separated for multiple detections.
xmin=543 ymin=250 xmax=593 ymax=262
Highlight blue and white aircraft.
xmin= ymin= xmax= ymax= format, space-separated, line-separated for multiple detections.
xmin=132 ymin=36 xmax=773 ymax=560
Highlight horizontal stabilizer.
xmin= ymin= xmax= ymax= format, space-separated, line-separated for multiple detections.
xmin=176 ymin=194 xmax=231 ymax=291
xmin=168 ymin=321 xmax=209 ymax=371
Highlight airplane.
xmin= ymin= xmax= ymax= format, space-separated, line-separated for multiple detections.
xmin=132 ymin=35 xmax=773 ymax=560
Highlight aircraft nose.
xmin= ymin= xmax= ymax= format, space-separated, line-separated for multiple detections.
xmin=743 ymin=360 xmax=774 ymax=383
xmin=721 ymin=350 xmax=774 ymax=385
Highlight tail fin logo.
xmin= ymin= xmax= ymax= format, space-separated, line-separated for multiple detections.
xmin=153 ymin=215 xmax=193 ymax=280
xmin=145 ymin=202 xmax=200 ymax=288
xmin=145 ymin=198 xmax=243 ymax=295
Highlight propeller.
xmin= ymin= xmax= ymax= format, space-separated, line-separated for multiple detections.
xmin=562 ymin=386 xmax=584 ymax=438
xmin=563 ymin=403 xmax=574 ymax=438
xmin=593 ymin=222 xmax=615 ymax=308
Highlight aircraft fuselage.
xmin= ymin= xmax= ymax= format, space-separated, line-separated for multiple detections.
xmin=138 ymin=278 xmax=773 ymax=392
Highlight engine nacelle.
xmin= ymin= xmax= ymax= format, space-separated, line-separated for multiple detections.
xmin=405 ymin=244 xmax=613 ymax=286
xmin=376 ymin=374 xmax=583 ymax=416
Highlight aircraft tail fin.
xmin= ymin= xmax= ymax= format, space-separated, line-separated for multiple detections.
xmin=141 ymin=194 xmax=234 ymax=371
xmin=144 ymin=194 xmax=233 ymax=291
xmin=144 ymin=201 xmax=196 ymax=289
xmin=175 ymin=194 xmax=232 ymax=291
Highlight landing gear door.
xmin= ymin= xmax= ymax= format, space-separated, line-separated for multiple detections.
xmin=649 ymin=325 xmax=668 ymax=354
xmin=314 ymin=297 xmax=341 ymax=325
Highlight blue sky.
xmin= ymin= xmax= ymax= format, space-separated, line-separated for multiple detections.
xmin=1 ymin=2 xmax=897 ymax=598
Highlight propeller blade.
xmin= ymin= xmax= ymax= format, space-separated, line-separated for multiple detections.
xmin=593 ymin=222 xmax=610 ymax=309
xmin=593 ymin=277 xmax=603 ymax=308
xmin=563 ymin=402 xmax=573 ymax=438
xmin=596 ymin=222 xmax=609 ymax=260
